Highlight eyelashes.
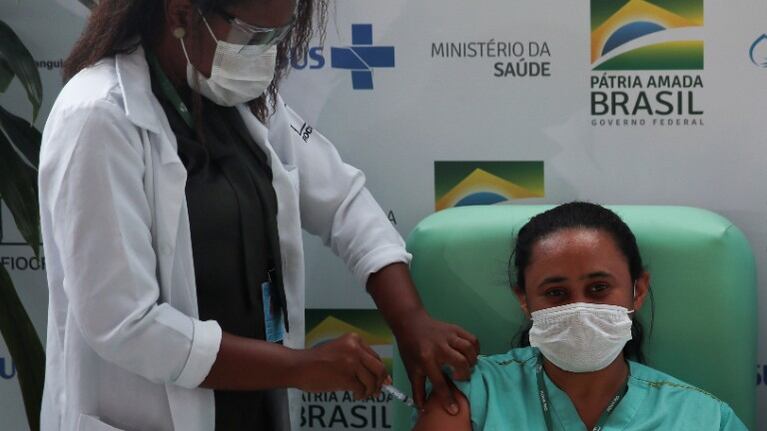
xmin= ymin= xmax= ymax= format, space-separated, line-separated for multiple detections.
xmin=543 ymin=283 xmax=612 ymax=298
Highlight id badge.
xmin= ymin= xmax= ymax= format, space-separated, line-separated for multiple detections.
xmin=261 ymin=281 xmax=286 ymax=343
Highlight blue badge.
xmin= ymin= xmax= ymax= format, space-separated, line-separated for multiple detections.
xmin=261 ymin=281 xmax=285 ymax=343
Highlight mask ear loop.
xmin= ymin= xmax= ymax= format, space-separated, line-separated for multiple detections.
xmin=196 ymin=8 xmax=220 ymax=42
xmin=178 ymin=11 xmax=215 ymax=87
xmin=196 ymin=9 xmax=244 ymax=59
xmin=177 ymin=29 xmax=206 ymax=95
xmin=627 ymin=280 xmax=637 ymax=314
xmin=178 ymin=9 xmax=218 ymax=61
xmin=179 ymin=34 xmax=192 ymax=64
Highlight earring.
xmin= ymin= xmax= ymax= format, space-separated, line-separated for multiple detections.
xmin=172 ymin=27 xmax=187 ymax=39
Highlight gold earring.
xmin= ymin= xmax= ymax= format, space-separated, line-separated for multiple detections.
xmin=172 ymin=27 xmax=186 ymax=39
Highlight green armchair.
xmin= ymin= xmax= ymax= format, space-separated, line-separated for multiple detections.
xmin=393 ymin=205 xmax=756 ymax=430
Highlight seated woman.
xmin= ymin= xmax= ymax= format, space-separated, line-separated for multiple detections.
xmin=414 ymin=202 xmax=747 ymax=430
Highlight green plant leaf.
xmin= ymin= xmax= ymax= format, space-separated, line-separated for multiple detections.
xmin=0 ymin=20 xmax=42 ymax=121
xmin=0 ymin=264 xmax=44 ymax=431
xmin=0 ymin=126 xmax=40 ymax=257
xmin=0 ymin=59 xmax=13 ymax=93
xmin=0 ymin=105 xmax=40 ymax=168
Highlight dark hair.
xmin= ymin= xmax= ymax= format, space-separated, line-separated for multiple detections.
xmin=62 ymin=0 xmax=328 ymax=122
xmin=510 ymin=201 xmax=653 ymax=363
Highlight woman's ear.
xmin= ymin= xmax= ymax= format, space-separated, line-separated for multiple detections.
xmin=632 ymin=271 xmax=651 ymax=311
xmin=165 ymin=0 xmax=194 ymax=32
xmin=512 ymin=286 xmax=531 ymax=318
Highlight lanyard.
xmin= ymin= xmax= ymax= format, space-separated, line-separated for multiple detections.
xmin=535 ymin=356 xmax=628 ymax=431
xmin=146 ymin=51 xmax=194 ymax=129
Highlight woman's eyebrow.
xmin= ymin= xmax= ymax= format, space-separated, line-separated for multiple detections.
xmin=580 ymin=271 xmax=615 ymax=280
xmin=536 ymin=271 xmax=616 ymax=289
xmin=537 ymin=276 xmax=567 ymax=289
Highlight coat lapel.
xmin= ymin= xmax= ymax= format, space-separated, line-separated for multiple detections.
xmin=116 ymin=46 xmax=190 ymax=309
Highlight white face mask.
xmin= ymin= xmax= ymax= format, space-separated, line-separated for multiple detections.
xmin=179 ymin=18 xmax=277 ymax=107
xmin=529 ymin=302 xmax=634 ymax=373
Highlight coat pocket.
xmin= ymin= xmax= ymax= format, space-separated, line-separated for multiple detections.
xmin=78 ymin=414 xmax=125 ymax=431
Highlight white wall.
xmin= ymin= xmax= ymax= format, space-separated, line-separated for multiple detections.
xmin=0 ymin=0 xmax=764 ymax=429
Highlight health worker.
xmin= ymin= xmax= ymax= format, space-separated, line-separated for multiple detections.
xmin=37 ymin=1 xmax=479 ymax=430
xmin=413 ymin=202 xmax=748 ymax=431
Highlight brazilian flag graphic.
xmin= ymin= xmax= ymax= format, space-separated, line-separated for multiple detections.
xmin=591 ymin=0 xmax=704 ymax=70
xmin=434 ymin=162 xmax=544 ymax=212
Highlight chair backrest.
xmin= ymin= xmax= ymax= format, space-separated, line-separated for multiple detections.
xmin=392 ymin=205 xmax=756 ymax=430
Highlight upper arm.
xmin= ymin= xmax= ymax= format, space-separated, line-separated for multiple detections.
xmin=719 ymin=404 xmax=748 ymax=431
xmin=281 ymin=102 xmax=366 ymax=240
xmin=413 ymin=387 xmax=472 ymax=431
xmin=49 ymin=100 xmax=156 ymax=326
xmin=278 ymin=101 xmax=410 ymax=283
xmin=42 ymin=100 xmax=221 ymax=387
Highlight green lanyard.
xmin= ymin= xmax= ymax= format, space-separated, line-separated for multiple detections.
xmin=146 ymin=51 xmax=194 ymax=129
xmin=535 ymin=355 xmax=628 ymax=431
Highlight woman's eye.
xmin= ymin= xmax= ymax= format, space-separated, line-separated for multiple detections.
xmin=544 ymin=288 xmax=566 ymax=297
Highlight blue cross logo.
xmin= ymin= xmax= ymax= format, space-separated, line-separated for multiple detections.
xmin=331 ymin=24 xmax=395 ymax=90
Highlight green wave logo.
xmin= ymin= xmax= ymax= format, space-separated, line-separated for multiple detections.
xmin=591 ymin=0 xmax=703 ymax=70
xmin=434 ymin=162 xmax=544 ymax=211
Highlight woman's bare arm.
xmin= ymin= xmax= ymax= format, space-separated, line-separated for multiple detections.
xmin=412 ymin=382 xmax=472 ymax=431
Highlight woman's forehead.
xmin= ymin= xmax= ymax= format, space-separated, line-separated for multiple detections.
xmin=527 ymin=229 xmax=627 ymax=272
xmin=536 ymin=228 xmax=609 ymax=251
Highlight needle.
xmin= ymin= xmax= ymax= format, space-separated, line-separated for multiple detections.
xmin=382 ymin=384 xmax=416 ymax=409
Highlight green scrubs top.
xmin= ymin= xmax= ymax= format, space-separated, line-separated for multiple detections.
xmin=454 ymin=347 xmax=747 ymax=431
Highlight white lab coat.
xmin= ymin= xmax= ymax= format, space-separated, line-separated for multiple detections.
xmin=38 ymin=45 xmax=410 ymax=431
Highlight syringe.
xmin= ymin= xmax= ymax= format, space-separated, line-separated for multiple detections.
xmin=382 ymin=384 xmax=416 ymax=409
